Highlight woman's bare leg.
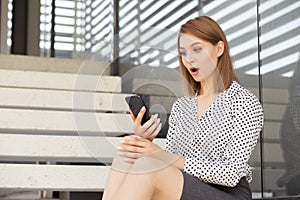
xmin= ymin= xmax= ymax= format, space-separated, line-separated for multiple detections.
xmin=112 ymin=156 xmax=184 ymax=200
xmin=102 ymin=154 xmax=134 ymax=200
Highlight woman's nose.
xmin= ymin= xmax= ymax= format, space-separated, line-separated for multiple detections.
xmin=185 ymin=52 xmax=195 ymax=63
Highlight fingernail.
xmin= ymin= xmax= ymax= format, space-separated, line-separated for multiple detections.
xmin=119 ymin=139 xmax=125 ymax=144
xmin=153 ymin=113 xmax=158 ymax=119
xmin=124 ymin=158 xmax=131 ymax=162
xmin=117 ymin=146 xmax=122 ymax=150
xmin=157 ymin=118 xmax=161 ymax=123
xmin=141 ymin=106 xmax=146 ymax=111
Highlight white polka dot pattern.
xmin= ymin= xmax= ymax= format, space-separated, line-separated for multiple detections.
xmin=165 ymin=81 xmax=264 ymax=187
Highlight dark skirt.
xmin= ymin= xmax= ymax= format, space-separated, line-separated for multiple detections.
xmin=180 ymin=172 xmax=252 ymax=200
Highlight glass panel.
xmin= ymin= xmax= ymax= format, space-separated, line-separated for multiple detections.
xmin=6 ymin=0 xmax=13 ymax=52
xmin=118 ymin=0 xmax=199 ymax=68
xmin=203 ymin=0 xmax=262 ymax=198
xmin=260 ymin=0 xmax=300 ymax=197
xmin=39 ymin=0 xmax=113 ymax=59
xmin=39 ymin=0 xmax=52 ymax=57
xmin=85 ymin=0 xmax=113 ymax=61
xmin=118 ymin=3 xmax=264 ymax=197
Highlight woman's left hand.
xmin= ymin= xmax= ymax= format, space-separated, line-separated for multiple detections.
xmin=129 ymin=107 xmax=162 ymax=141
xmin=117 ymin=135 xmax=161 ymax=163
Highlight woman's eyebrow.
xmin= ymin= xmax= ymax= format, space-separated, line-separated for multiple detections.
xmin=191 ymin=42 xmax=202 ymax=46
xmin=180 ymin=42 xmax=202 ymax=49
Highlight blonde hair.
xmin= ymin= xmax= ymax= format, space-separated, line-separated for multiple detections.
xmin=178 ymin=16 xmax=239 ymax=96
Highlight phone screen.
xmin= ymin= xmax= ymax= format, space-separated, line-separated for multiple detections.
xmin=125 ymin=95 xmax=151 ymax=125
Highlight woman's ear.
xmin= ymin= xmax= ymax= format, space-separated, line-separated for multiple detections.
xmin=217 ymin=41 xmax=224 ymax=57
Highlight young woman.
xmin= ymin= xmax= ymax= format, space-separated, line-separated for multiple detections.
xmin=102 ymin=16 xmax=264 ymax=200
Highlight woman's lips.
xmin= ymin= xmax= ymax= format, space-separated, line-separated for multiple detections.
xmin=189 ymin=67 xmax=199 ymax=76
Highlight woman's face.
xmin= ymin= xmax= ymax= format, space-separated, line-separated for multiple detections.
xmin=179 ymin=33 xmax=223 ymax=83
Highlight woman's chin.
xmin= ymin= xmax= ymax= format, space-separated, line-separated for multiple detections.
xmin=191 ymin=74 xmax=203 ymax=82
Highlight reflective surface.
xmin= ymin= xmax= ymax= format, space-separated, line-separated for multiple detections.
xmin=260 ymin=0 xmax=300 ymax=197
xmin=120 ymin=0 xmax=300 ymax=198
xmin=118 ymin=0 xmax=300 ymax=198
xmin=201 ymin=1 xmax=263 ymax=197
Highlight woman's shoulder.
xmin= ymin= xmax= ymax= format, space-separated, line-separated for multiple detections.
xmin=230 ymin=81 xmax=262 ymax=109
xmin=171 ymin=96 xmax=193 ymax=111
xmin=231 ymin=81 xmax=259 ymax=101
xmin=175 ymin=96 xmax=193 ymax=103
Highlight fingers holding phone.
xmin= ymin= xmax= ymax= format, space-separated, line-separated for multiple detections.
xmin=128 ymin=106 xmax=146 ymax=122
xmin=125 ymin=95 xmax=151 ymax=125
xmin=134 ymin=111 xmax=162 ymax=141
xmin=125 ymin=95 xmax=162 ymax=141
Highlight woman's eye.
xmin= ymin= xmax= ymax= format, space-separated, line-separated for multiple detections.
xmin=193 ymin=47 xmax=202 ymax=52
xmin=179 ymin=51 xmax=185 ymax=56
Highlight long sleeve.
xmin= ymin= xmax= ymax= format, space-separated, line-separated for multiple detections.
xmin=183 ymin=95 xmax=264 ymax=187
xmin=165 ymin=101 xmax=179 ymax=153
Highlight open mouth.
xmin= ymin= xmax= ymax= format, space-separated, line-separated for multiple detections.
xmin=190 ymin=67 xmax=199 ymax=73
xmin=189 ymin=66 xmax=200 ymax=76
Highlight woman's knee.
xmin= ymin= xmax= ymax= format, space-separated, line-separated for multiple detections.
xmin=130 ymin=156 xmax=170 ymax=174
xmin=124 ymin=157 xmax=183 ymax=200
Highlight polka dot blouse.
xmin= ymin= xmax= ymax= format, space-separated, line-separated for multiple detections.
xmin=165 ymin=81 xmax=264 ymax=187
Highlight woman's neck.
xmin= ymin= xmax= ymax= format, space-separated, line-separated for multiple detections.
xmin=199 ymin=79 xmax=218 ymax=96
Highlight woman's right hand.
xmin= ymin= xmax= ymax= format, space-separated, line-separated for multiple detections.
xmin=129 ymin=106 xmax=162 ymax=141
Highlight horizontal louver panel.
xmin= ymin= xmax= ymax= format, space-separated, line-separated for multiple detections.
xmin=119 ymin=0 xmax=200 ymax=68
xmin=35 ymin=0 xmax=299 ymax=79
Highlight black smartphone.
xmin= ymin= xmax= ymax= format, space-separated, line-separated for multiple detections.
xmin=125 ymin=95 xmax=151 ymax=125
